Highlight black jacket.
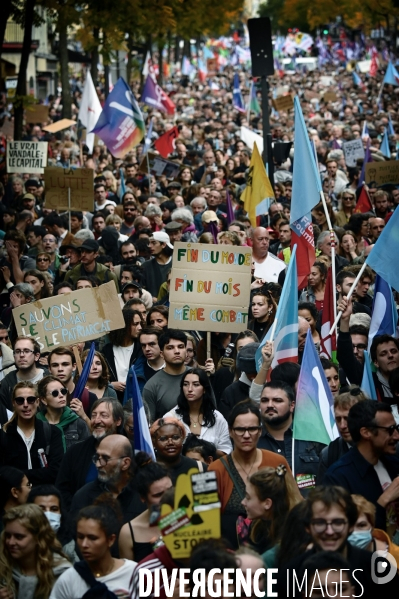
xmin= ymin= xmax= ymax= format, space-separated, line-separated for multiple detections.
xmin=56 ymin=435 xmax=98 ymax=510
xmin=102 ymin=342 xmax=143 ymax=402
xmin=0 ymin=418 xmax=63 ymax=485
xmin=257 ymin=426 xmax=325 ymax=495
xmin=219 ymin=380 xmax=250 ymax=420
xmin=336 ymin=331 xmax=363 ymax=385
xmin=0 ymin=369 xmax=48 ymax=411
xmin=317 ymin=436 xmax=352 ymax=482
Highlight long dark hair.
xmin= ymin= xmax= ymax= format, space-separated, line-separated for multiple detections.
xmin=108 ymin=309 xmax=143 ymax=346
xmin=176 ymin=368 xmax=216 ymax=428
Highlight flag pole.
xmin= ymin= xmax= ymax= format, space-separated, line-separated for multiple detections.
xmin=376 ymin=81 xmax=384 ymax=107
xmin=247 ymin=80 xmax=252 ymax=124
xmin=328 ymin=261 xmax=369 ymax=335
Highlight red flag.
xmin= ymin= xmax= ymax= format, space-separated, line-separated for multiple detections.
xmin=370 ymin=55 xmax=378 ymax=77
xmin=154 ymin=126 xmax=179 ymax=158
xmin=354 ymin=185 xmax=373 ymax=213
xmin=320 ymin=267 xmax=337 ymax=359
xmin=291 ymin=215 xmax=316 ymax=289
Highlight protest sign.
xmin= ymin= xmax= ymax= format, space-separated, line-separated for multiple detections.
xmin=7 ymin=141 xmax=48 ymax=174
xmin=43 ymin=166 xmax=94 ymax=211
xmin=25 ymin=105 xmax=49 ymax=123
xmin=366 ymin=161 xmax=399 ymax=186
xmin=323 ymin=91 xmax=338 ymax=102
xmin=42 ymin=119 xmax=76 ymax=133
xmin=13 ymin=281 xmax=124 ymax=352
xmin=206 ymin=58 xmax=218 ymax=73
xmin=5 ymin=77 xmax=18 ymax=99
xmin=169 ymin=242 xmax=252 ymax=333
xmin=357 ymin=60 xmax=371 ymax=73
xmin=343 ymin=139 xmax=365 ymax=167
xmin=139 ymin=151 xmax=180 ymax=180
xmin=272 ymin=94 xmax=294 ymax=111
xmin=1 ymin=119 xmax=14 ymax=138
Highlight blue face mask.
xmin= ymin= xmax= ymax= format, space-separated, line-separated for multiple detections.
xmin=45 ymin=511 xmax=61 ymax=532
xmin=348 ymin=529 xmax=372 ymax=549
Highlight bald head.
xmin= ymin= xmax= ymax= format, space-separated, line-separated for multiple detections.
xmin=298 ymin=316 xmax=310 ymax=352
xmin=98 ymin=434 xmax=133 ymax=460
xmin=252 ymin=227 xmax=270 ymax=259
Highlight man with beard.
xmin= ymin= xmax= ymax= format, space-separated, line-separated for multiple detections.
xmin=120 ymin=200 xmax=139 ymax=236
xmin=55 ymin=398 xmax=124 ymax=509
xmin=69 ymin=434 xmax=145 ymax=525
xmin=258 ymin=381 xmax=326 ymax=493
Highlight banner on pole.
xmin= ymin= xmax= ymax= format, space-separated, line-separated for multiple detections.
xmin=7 ymin=141 xmax=48 ymax=174
xmin=169 ymin=243 xmax=252 ymax=333
xmin=43 ymin=167 xmax=94 ymax=211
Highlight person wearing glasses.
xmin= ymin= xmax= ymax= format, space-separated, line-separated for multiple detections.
xmin=208 ymin=401 xmax=290 ymax=549
xmin=277 ymin=486 xmax=376 ymax=598
xmin=335 ymin=190 xmax=357 ymax=227
xmin=36 ymin=376 xmax=90 ymax=452
xmin=69 ymin=434 xmax=144 ymax=526
xmin=324 ymin=400 xmax=399 ymax=532
xmin=0 ymin=382 xmax=63 ymax=485
xmin=36 ymin=251 xmax=53 ymax=274
xmin=0 ymin=336 xmax=45 ymax=412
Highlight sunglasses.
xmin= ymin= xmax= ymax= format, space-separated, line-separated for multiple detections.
xmin=37 ymin=258 xmax=50 ymax=262
xmin=14 ymin=396 xmax=37 ymax=405
xmin=49 ymin=388 xmax=68 ymax=397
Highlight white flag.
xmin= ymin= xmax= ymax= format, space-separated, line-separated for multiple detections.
xmin=142 ymin=51 xmax=151 ymax=77
xmin=78 ymin=71 xmax=102 ymax=154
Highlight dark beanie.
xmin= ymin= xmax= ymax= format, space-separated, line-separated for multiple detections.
xmin=236 ymin=342 xmax=260 ymax=374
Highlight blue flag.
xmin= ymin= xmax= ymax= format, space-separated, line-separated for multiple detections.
xmin=119 ymin=168 xmax=126 ymax=197
xmin=73 ymin=342 xmax=95 ymax=400
xmin=361 ymin=350 xmax=377 ymax=400
xmin=290 ymin=97 xmax=322 ymax=224
xmin=366 ymin=207 xmax=399 ymax=292
xmin=383 ymin=62 xmax=399 ymax=86
xmin=368 ymin=275 xmax=398 ymax=352
xmin=358 ymin=138 xmax=372 ymax=188
xmin=256 ymin=245 xmax=298 ymax=370
xmin=352 ymin=71 xmax=364 ymax=88
xmin=388 ymin=114 xmax=395 ymax=136
xmin=142 ymin=117 xmax=154 ymax=156
xmin=293 ymin=329 xmax=339 ymax=446
xmin=233 ymin=73 xmax=246 ymax=113
xmin=380 ymin=130 xmax=391 ymax=158
xmin=124 ymin=366 xmax=156 ymax=460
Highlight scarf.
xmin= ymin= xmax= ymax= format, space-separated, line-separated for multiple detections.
xmin=37 ymin=406 xmax=80 ymax=451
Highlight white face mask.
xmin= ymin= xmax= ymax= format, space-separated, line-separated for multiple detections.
xmin=45 ymin=511 xmax=61 ymax=531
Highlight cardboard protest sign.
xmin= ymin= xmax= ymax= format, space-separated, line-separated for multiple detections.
xmin=357 ymin=60 xmax=371 ymax=73
xmin=13 ymin=281 xmax=124 ymax=351
xmin=0 ymin=119 xmax=14 ymax=138
xmin=323 ymin=91 xmax=338 ymax=102
xmin=25 ymin=105 xmax=49 ymax=123
xmin=272 ymin=94 xmax=294 ymax=112
xmin=139 ymin=151 xmax=180 ymax=180
xmin=169 ymin=242 xmax=252 ymax=333
xmin=159 ymin=468 xmax=220 ymax=559
xmin=206 ymin=58 xmax=218 ymax=73
xmin=7 ymin=141 xmax=48 ymax=174
xmin=43 ymin=166 xmax=94 ymax=211
xmin=5 ymin=77 xmax=18 ymax=99
xmin=366 ymin=161 xmax=399 ymax=186
xmin=343 ymin=139 xmax=365 ymax=167
xmin=42 ymin=119 xmax=76 ymax=133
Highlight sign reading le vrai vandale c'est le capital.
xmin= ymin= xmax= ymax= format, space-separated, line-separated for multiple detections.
xmin=169 ymin=243 xmax=252 ymax=334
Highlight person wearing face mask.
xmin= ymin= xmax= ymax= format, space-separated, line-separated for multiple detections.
xmin=349 ymin=494 xmax=399 ymax=566
xmin=28 ymin=484 xmax=78 ymax=563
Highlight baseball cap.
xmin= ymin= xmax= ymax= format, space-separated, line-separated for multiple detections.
xmin=80 ymin=239 xmax=100 ymax=252
xmin=201 ymin=210 xmax=218 ymax=224
xmin=151 ymin=231 xmax=173 ymax=249
xmin=122 ymin=282 xmax=142 ymax=293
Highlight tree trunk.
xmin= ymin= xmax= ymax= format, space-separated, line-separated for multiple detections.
xmin=158 ymin=38 xmax=164 ymax=86
xmin=167 ymin=30 xmax=172 ymax=64
xmin=0 ymin=0 xmax=13 ymax=58
xmin=104 ymin=63 xmax=110 ymax=98
xmin=126 ymin=35 xmax=133 ymax=87
xmin=183 ymin=39 xmax=190 ymax=59
xmin=14 ymin=0 xmax=36 ymax=140
xmin=174 ymin=35 xmax=180 ymax=64
xmin=58 ymin=11 xmax=72 ymax=119
xmin=91 ymin=27 xmax=100 ymax=85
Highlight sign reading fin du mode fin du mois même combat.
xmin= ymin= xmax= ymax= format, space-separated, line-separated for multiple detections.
xmin=169 ymin=243 xmax=252 ymax=333
xmin=13 ymin=282 xmax=124 ymax=351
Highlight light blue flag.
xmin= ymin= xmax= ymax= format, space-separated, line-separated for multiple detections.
xmin=380 ymin=130 xmax=391 ymax=158
xmin=361 ymin=350 xmax=377 ymax=399
xmin=293 ymin=329 xmax=339 ymax=445
xmin=290 ymin=97 xmax=322 ymax=224
xmin=142 ymin=117 xmax=153 ymax=156
xmin=383 ymin=62 xmax=399 ymax=86
xmin=368 ymin=274 xmax=398 ymax=352
xmin=366 ymin=207 xmax=399 ymax=292
xmin=233 ymin=73 xmax=246 ymax=113
xmin=124 ymin=366 xmax=156 ymax=460
xmin=352 ymin=71 xmax=364 ymax=88
xmin=119 ymin=168 xmax=126 ymax=197
xmin=255 ymin=245 xmax=298 ymax=371
xmin=203 ymin=46 xmax=214 ymax=60
xmin=388 ymin=114 xmax=395 ymax=136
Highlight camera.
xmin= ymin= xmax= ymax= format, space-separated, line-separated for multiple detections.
xmin=59 ymin=256 xmax=70 ymax=264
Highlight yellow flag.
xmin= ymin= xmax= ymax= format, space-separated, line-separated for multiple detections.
xmin=240 ymin=142 xmax=275 ymax=227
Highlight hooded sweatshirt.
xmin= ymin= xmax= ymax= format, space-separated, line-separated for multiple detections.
xmin=11 ymin=553 xmax=71 ymax=599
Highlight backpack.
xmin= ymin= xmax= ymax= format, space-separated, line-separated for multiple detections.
xmin=73 ymin=560 xmax=119 ymax=599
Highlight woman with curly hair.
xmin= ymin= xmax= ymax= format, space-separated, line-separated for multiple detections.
xmin=164 ymin=368 xmax=232 ymax=456
xmin=0 ymin=504 xmax=71 ymax=598
xmin=74 ymin=350 xmax=117 ymax=401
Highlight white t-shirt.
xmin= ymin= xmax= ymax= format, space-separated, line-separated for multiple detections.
xmin=254 ymin=253 xmax=286 ymax=283
xmin=17 ymin=370 xmax=45 ymax=385
xmin=164 ymin=407 xmax=232 ymax=454
xmin=49 ymin=559 xmax=136 ymax=599
xmin=95 ymin=199 xmax=116 ymax=210
xmin=113 ymin=344 xmax=134 ymax=381
xmin=374 ymin=460 xmax=392 ymax=491
xmin=17 ymin=427 xmax=35 ymax=469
